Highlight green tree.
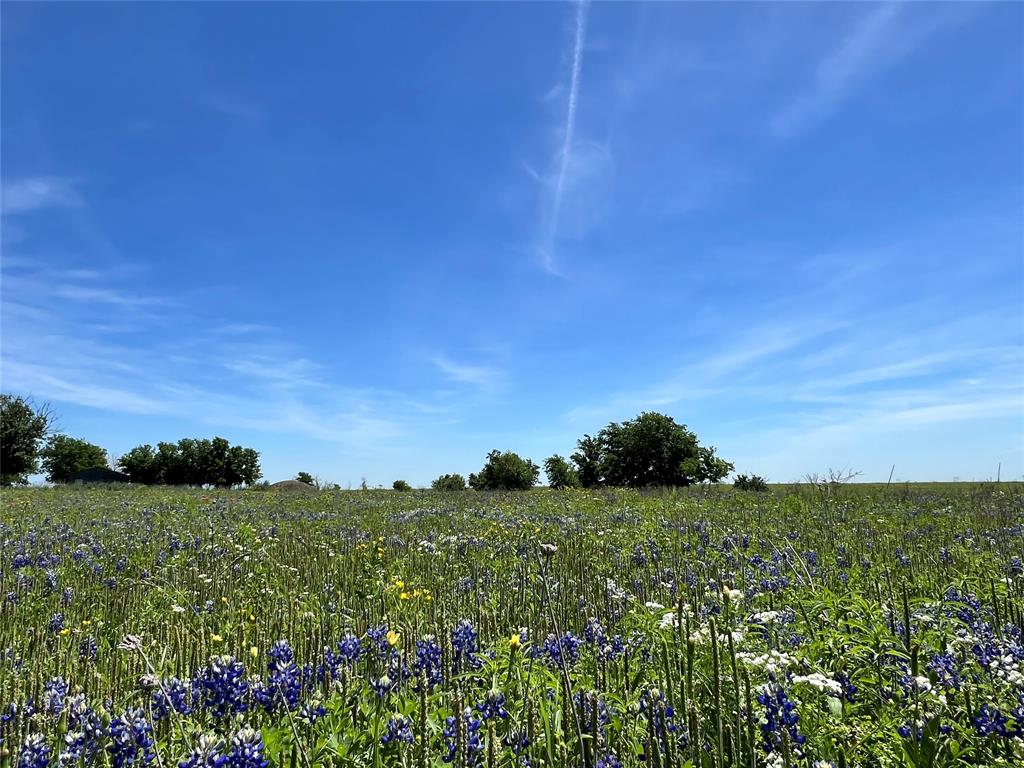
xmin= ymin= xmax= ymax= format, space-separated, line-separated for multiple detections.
xmin=579 ymin=412 xmax=733 ymax=488
xmin=118 ymin=445 xmax=160 ymax=485
xmin=543 ymin=454 xmax=580 ymax=489
xmin=117 ymin=437 xmax=260 ymax=487
xmin=468 ymin=450 xmax=539 ymax=491
xmin=392 ymin=479 xmax=412 ymax=491
xmin=296 ymin=472 xmax=315 ymax=485
xmin=40 ymin=435 xmax=107 ymax=484
xmin=0 ymin=394 xmax=53 ymax=486
xmin=431 ymin=473 xmax=467 ymax=491
xmin=226 ymin=445 xmax=261 ymax=487
xmin=571 ymin=434 xmax=604 ymax=488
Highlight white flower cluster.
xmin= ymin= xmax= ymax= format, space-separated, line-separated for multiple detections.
xmin=749 ymin=610 xmax=781 ymax=625
xmin=736 ymin=650 xmax=796 ymax=675
xmin=792 ymin=672 xmax=843 ymax=696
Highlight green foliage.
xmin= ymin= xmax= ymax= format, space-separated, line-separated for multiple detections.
xmin=468 ymin=449 xmax=540 ymax=491
xmin=117 ymin=436 xmax=261 ymax=487
xmin=734 ymin=473 xmax=769 ymax=492
xmin=570 ymin=411 xmax=734 ymax=488
xmin=430 ymin=473 xmax=467 ymax=491
xmin=295 ymin=472 xmax=315 ymax=485
xmin=543 ymin=454 xmax=580 ymax=489
xmin=570 ymin=434 xmax=604 ymax=488
xmin=392 ymin=479 xmax=412 ymax=491
xmin=0 ymin=394 xmax=52 ymax=486
xmin=39 ymin=435 xmax=107 ymax=483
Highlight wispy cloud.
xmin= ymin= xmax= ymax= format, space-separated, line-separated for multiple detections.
xmin=0 ymin=254 xmax=452 ymax=449
xmin=770 ymin=3 xmax=968 ymax=138
xmin=433 ymin=355 xmax=503 ymax=390
xmin=1 ymin=177 xmax=82 ymax=215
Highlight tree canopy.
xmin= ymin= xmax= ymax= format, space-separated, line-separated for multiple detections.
xmin=570 ymin=411 xmax=733 ymax=488
xmin=117 ymin=437 xmax=261 ymax=487
xmin=0 ymin=394 xmax=53 ymax=486
xmin=469 ymin=450 xmax=540 ymax=491
xmin=40 ymin=435 xmax=108 ymax=484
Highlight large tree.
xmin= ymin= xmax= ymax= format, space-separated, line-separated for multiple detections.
xmin=40 ymin=435 xmax=107 ymax=483
xmin=572 ymin=412 xmax=733 ymax=488
xmin=0 ymin=394 xmax=53 ymax=486
xmin=544 ymin=454 xmax=580 ymax=489
xmin=469 ymin=450 xmax=540 ymax=491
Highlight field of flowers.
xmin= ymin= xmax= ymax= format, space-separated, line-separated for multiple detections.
xmin=0 ymin=484 xmax=1021 ymax=768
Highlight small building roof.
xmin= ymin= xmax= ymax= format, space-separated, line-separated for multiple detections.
xmin=69 ymin=467 xmax=131 ymax=484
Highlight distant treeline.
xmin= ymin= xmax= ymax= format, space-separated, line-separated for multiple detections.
xmin=118 ymin=438 xmax=261 ymax=487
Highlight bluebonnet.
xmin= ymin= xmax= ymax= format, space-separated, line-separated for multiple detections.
xmin=371 ymin=674 xmax=396 ymax=698
xmin=253 ymin=641 xmax=302 ymax=714
xmin=381 ymin=715 xmax=414 ymax=746
xmin=43 ymin=677 xmax=68 ymax=717
xmin=757 ymin=683 xmax=805 ymax=752
xmin=107 ymin=708 xmax=156 ymax=768
xmin=414 ymin=635 xmax=443 ymax=690
xmin=476 ymin=689 xmax=509 ymax=720
xmin=17 ymin=734 xmax=51 ymax=768
xmin=540 ymin=632 xmax=582 ymax=668
xmin=64 ymin=695 xmax=103 ymax=764
xmin=596 ymin=756 xmax=623 ymax=768
xmin=178 ymin=735 xmax=228 ymax=768
xmin=442 ymin=710 xmax=483 ymax=766
xmin=48 ymin=613 xmax=65 ymax=633
xmin=452 ymin=619 xmax=481 ymax=671
xmin=975 ymin=705 xmax=1009 ymax=737
xmin=152 ymin=677 xmax=193 ymax=720
xmin=584 ymin=617 xmax=606 ymax=646
xmin=298 ymin=701 xmax=326 ymax=725
xmin=227 ymin=728 xmax=269 ymax=768
xmin=194 ymin=656 xmax=249 ymax=719
xmin=365 ymin=625 xmax=393 ymax=659
xmin=79 ymin=638 xmax=98 ymax=663
xmin=927 ymin=652 xmax=961 ymax=690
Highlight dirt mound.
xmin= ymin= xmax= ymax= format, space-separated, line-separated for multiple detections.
xmin=268 ymin=480 xmax=317 ymax=492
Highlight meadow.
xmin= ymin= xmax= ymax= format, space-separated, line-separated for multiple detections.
xmin=0 ymin=484 xmax=1021 ymax=768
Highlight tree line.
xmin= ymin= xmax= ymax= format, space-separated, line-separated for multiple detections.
xmin=4 ymin=394 xmax=755 ymax=491
xmin=424 ymin=411 xmax=736 ymax=491
xmin=0 ymin=394 xmax=261 ymax=487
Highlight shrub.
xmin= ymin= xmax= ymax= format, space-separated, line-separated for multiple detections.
xmin=469 ymin=450 xmax=539 ymax=491
xmin=296 ymin=472 xmax=315 ymax=485
xmin=431 ymin=473 xmax=467 ymax=491
xmin=734 ymin=474 xmax=769 ymax=492
xmin=393 ymin=480 xmax=412 ymax=491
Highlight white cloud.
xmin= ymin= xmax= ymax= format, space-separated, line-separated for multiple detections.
xmin=770 ymin=3 xmax=968 ymax=138
xmin=1 ymin=177 xmax=82 ymax=214
xmin=433 ymin=355 xmax=503 ymax=389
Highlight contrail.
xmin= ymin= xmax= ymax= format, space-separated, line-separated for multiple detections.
xmin=544 ymin=0 xmax=588 ymax=270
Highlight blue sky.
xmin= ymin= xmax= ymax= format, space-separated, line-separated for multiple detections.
xmin=2 ymin=2 xmax=1022 ymax=485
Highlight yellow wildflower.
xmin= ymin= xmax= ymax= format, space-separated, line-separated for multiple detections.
xmin=509 ymin=633 xmax=522 ymax=649
xmin=211 ymin=633 xmax=223 ymax=643
xmin=386 ymin=629 xmax=400 ymax=646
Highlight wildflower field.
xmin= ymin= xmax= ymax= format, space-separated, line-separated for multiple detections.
xmin=1 ymin=485 xmax=1022 ymax=768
